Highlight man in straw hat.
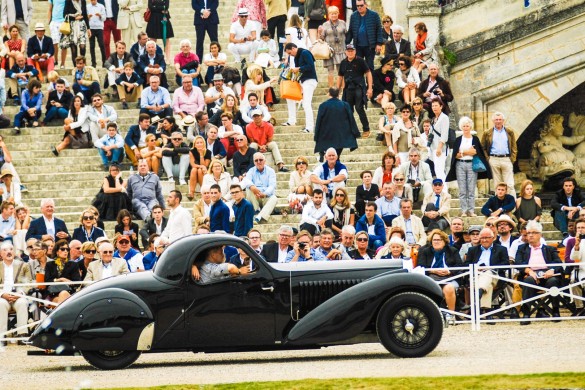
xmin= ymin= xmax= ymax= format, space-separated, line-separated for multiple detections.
xmin=26 ymin=23 xmax=55 ymax=78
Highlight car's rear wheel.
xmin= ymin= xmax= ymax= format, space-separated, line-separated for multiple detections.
xmin=376 ymin=292 xmax=443 ymax=358
xmin=81 ymin=350 xmax=141 ymax=370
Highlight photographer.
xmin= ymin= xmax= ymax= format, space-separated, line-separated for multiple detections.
xmin=285 ymin=230 xmax=326 ymax=262
xmin=417 ymin=63 xmax=453 ymax=118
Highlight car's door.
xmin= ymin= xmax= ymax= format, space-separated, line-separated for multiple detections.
xmin=185 ymin=243 xmax=278 ymax=348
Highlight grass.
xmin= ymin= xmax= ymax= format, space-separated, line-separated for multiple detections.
xmin=105 ymin=372 xmax=585 ymax=390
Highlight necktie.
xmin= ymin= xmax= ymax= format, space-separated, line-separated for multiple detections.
xmin=2 ymin=220 xmax=8 ymax=223
xmin=435 ymin=195 xmax=440 ymax=209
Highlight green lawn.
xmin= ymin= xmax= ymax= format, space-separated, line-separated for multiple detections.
xmin=106 ymin=373 xmax=585 ymax=390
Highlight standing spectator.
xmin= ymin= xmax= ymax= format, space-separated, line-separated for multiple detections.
xmin=355 ymin=202 xmax=385 ymax=250
xmin=355 ymin=170 xmax=378 ymax=217
xmin=300 ymin=189 xmax=333 ymax=236
xmin=95 ymin=122 xmax=124 ymax=169
xmin=137 ymin=40 xmax=168 ymax=88
xmin=391 ymin=104 xmax=421 ymax=162
xmin=345 ymin=0 xmax=382 ymax=71
xmin=446 ymin=116 xmax=491 ymax=217
xmin=1 ymin=0 xmax=33 ymax=42
xmin=146 ymin=0 xmax=174 ymax=60
xmin=72 ymin=56 xmax=100 ymax=104
xmin=124 ymin=113 xmax=157 ymax=168
xmin=380 ymin=14 xmax=392 ymax=40
xmin=412 ymin=22 xmax=438 ymax=74
xmin=139 ymin=75 xmax=172 ymax=118
xmin=232 ymin=134 xmax=256 ymax=183
xmin=138 ymin=205 xmax=167 ymax=249
xmin=481 ymin=182 xmax=516 ymax=218
xmin=372 ymin=55 xmax=396 ymax=106
xmin=193 ymin=185 xmax=212 ymax=227
xmin=26 ymin=23 xmax=55 ymax=80
xmin=231 ymin=184 xmax=254 ymax=237
xmin=174 ymin=39 xmax=201 ymax=87
xmin=282 ymin=42 xmax=318 ymax=134
xmin=383 ymin=25 xmax=411 ymax=59
xmin=319 ymin=6 xmax=347 ymax=88
xmin=265 ymin=0 xmax=288 ymax=59
xmin=48 ymin=0 xmax=68 ymax=68
xmin=115 ymin=61 xmax=142 ymax=109
xmin=209 ymin=184 xmax=230 ymax=233
xmin=392 ymin=198 xmax=427 ymax=248
xmin=202 ymin=41 xmax=226 ymax=86
xmin=87 ymin=0 xmax=106 ymax=67
xmin=417 ymin=63 xmax=453 ymax=117
xmin=7 ymin=53 xmax=38 ymax=103
xmin=160 ymin=190 xmax=192 ymax=243
xmin=172 ymin=76 xmax=205 ymax=119
xmin=241 ymin=152 xmax=277 ymax=224
xmin=284 ymin=15 xmax=309 ymax=69
xmin=372 ymin=151 xmax=397 ymax=189
xmin=314 ymin=87 xmax=360 ymax=161
xmin=375 ymin=181 xmax=401 ymax=226
xmin=63 ymin=0 xmax=89 ymax=67
xmin=481 ymin=111 xmax=517 ymax=197
xmin=192 ymin=0 xmax=219 ymax=61
xmin=92 ymin=163 xmax=131 ymax=221
xmin=310 ymin=148 xmax=348 ymax=200
xmin=421 ymin=178 xmax=451 ymax=231
xmin=13 ymin=79 xmax=43 ymax=133
xmin=87 ymin=92 xmax=118 ymax=144
xmin=44 ymin=78 xmax=73 ymax=124
xmin=25 ymin=198 xmax=70 ymax=241
xmin=429 ymin=97 xmax=449 ymax=183
xmin=337 ymin=44 xmax=372 ymax=138
xmin=51 ymin=94 xmax=91 ymax=156
xmin=551 ymin=177 xmax=584 ymax=238
xmin=260 ymin=225 xmax=294 ymax=263
xmin=100 ymin=0 xmax=121 ymax=58
xmin=246 ymin=109 xmax=288 ymax=172
xmin=161 ymin=131 xmax=190 ymax=185
xmin=304 ymin=0 xmax=327 ymax=44
xmin=104 ymin=40 xmax=134 ymax=95
xmin=127 ymin=159 xmax=165 ymax=221
xmin=114 ymin=233 xmax=144 ymax=272
xmin=330 ymin=187 xmax=354 ymax=239
xmin=515 ymin=179 xmax=542 ymax=225
xmin=228 ymin=8 xmax=257 ymax=66
xmin=118 ymin=0 xmax=143 ymax=47
xmin=188 ymin=135 xmax=212 ymax=199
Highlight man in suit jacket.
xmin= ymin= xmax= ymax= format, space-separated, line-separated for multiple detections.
xmin=25 ymin=198 xmax=70 ymax=241
xmin=98 ymin=0 xmax=121 ymax=58
xmin=397 ymin=148 xmax=433 ymax=201
xmin=421 ymin=178 xmax=451 ymax=231
xmin=193 ymin=185 xmax=213 ymax=227
xmin=139 ymin=204 xmax=168 ymax=250
xmin=130 ymin=32 xmax=163 ymax=63
xmin=137 ymin=41 xmax=168 ymax=88
xmin=124 ymin=113 xmax=158 ymax=168
xmin=1 ymin=0 xmax=33 ymax=42
xmin=104 ymin=40 xmax=135 ymax=89
xmin=260 ymin=225 xmax=294 ymax=263
xmin=551 ymin=177 xmax=585 ymax=238
xmin=392 ymin=198 xmax=427 ymax=247
xmin=7 ymin=53 xmax=39 ymax=99
xmin=26 ymin=23 xmax=55 ymax=76
xmin=383 ymin=25 xmax=412 ymax=61
xmin=465 ymin=228 xmax=509 ymax=312
xmin=44 ymin=78 xmax=73 ymax=123
xmin=85 ymin=242 xmax=129 ymax=282
xmin=192 ymin=0 xmax=219 ymax=60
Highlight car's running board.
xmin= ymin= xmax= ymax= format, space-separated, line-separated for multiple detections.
xmin=27 ymin=350 xmax=81 ymax=356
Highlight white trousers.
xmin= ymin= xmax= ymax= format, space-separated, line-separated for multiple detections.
xmin=286 ymin=79 xmax=317 ymax=131
xmin=0 ymin=297 xmax=28 ymax=335
xmin=227 ymin=41 xmax=257 ymax=62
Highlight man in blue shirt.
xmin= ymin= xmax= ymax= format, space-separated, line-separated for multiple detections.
xmin=231 ymin=184 xmax=254 ymax=237
xmin=240 ymin=152 xmax=277 ymax=224
xmin=209 ymin=184 xmax=230 ymax=233
xmin=285 ymin=230 xmax=326 ymax=262
xmin=139 ymin=75 xmax=172 ymax=118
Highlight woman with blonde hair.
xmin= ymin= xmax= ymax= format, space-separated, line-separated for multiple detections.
xmin=243 ymin=65 xmax=277 ymax=110
xmin=319 ymin=5 xmax=347 ymax=88
xmin=202 ymin=159 xmax=232 ymax=201
xmin=288 ymin=155 xmax=312 ymax=212
xmin=188 ymin=135 xmax=212 ymax=199
xmin=515 ymin=179 xmax=542 ymax=224
xmin=378 ymin=102 xmax=399 ymax=149
xmin=284 ymin=14 xmax=310 ymax=67
xmin=72 ymin=208 xmax=106 ymax=243
xmin=140 ymin=133 xmax=162 ymax=175
xmin=78 ymin=241 xmax=97 ymax=279
xmin=210 ymin=93 xmax=245 ymax=128
xmin=329 ymin=187 xmax=355 ymax=239
xmin=393 ymin=172 xmax=413 ymax=201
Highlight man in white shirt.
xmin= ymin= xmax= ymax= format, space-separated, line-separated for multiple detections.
xmin=25 ymin=198 xmax=70 ymax=241
xmin=161 ymin=190 xmax=192 ymax=243
xmin=0 ymin=201 xmax=15 ymax=242
xmin=227 ymin=8 xmax=257 ymax=66
xmin=241 ymin=93 xmax=271 ymax=124
xmin=397 ymin=147 xmax=433 ymax=202
xmin=88 ymin=93 xmax=118 ymax=144
xmin=84 ymin=242 xmax=129 ymax=282
xmin=299 ymin=189 xmax=333 ymax=236
xmin=204 ymin=74 xmax=235 ymax=116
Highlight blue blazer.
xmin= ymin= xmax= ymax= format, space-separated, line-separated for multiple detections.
xmin=25 ymin=216 xmax=70 ymax=241
xmin=137 ymin=52 xmax=166 ymax=77
xmin=209 ymin=199 xmax=231 ymax=233
xmin=355 ymin=214 xmax=386 ymax=244
xmin=27 ymin=36 xmax=55 ymax=57
xmin=124 ymin=124 xmax=157 ymax=149
xmin=130 ymin=42 xmax=163 ymax=64
xmin=192 ymin=0 xmax=219 ymax=26
xmin=72 ymin=226 xmax=107 ymax=243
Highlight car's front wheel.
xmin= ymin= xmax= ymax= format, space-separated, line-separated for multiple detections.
xmin=81 ymin=350 xmax=141 ymax=370
xmin=376 ymin=292 xmax=443 ymax=358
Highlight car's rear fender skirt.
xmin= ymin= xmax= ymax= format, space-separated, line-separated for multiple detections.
xmin=285 ymin=273 xmax=443 ymax=345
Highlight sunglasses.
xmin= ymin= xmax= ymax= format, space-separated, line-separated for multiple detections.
xmin=383 ymin=20 xmax=391 ymax=23
xmin=413 ymin=102 xmax=422 ymax=105
xmin=254 ymin=159 xmax=265 ymax=162
xmin=118 ymin=240 xmax=130 ymax=245
xmin=171 ymin=138 xmax=183 ymax=141
xmin=335 ymin=193 xmax=345 ymax=197
xmin=433 ymin=183 xmax=443 ymax=186
xmin=92 ymin=99 xmax=102 ymax=102
xmin=296 ymin=161 xmax=307 ymax=165
xmin=84 ymin=249 xmax=97 ymax=254
xmin=485 ymin=223 xmax=494 ymax=227
xmin=356 ymin=4 xmax=365 ymax=7
xmin=58 ymin=247 xmax=70 ymax=251
xmin=82 ymin=215 xmax=95 ymax=220
xmin=102 ymin=250 xmax=114 ymax=254
xmin=399 ymin=63 xmax=406 ymax=66
xmin=356 ymin=237 xmax=368 ymax=242
xmin=236 ymin=138 xmax=245 ymax=142
xmin=239 ymin=15 xmax=248 ymax=18
xmin=394 ymin=178 xmax=404 ymax=182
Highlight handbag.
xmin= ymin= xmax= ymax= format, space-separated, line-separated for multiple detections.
xmin=280 ymin=80 xmax=303 ymax=101
xmin=472 ymin=155 xmax=487 ymax=173
xmin=59 ymin=16 xmax=71 ymax=36
xmin=311 ymin=39 xmax=333 ymax=60
xmin=309 ymin=1 xmax=326 ymax=21
xmin=144 ymin=8 xmax=151 ymax=22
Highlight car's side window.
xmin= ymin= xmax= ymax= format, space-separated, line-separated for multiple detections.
xmin=191 ymin=244 xmax=258 ymax=285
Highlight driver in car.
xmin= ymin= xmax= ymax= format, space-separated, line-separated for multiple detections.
xmin=192 ymin=245 xmax=250 ymax=283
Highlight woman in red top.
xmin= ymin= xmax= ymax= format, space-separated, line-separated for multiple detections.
xmin=4 ymin=25 xmax=25 ymax=70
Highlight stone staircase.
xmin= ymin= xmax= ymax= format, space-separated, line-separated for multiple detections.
xmin=7 ymin=0 xmax=562 ymax=243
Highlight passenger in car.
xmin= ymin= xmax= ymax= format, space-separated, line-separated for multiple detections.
xmin=227 ymin=237 xmax=255 ymax=270
xmin=285 ymin=230 xmax=326 ymax=262
xmin=192 ymin=245 xmax=250 ymax=283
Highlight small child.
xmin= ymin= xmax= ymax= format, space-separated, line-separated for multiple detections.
xmin=87 ymin=0 xmax=107 ymax=68
xmin=46 ymin=70 xmax=71 ymax=93
xmin=115 ymin=62 xmax=143 ymax=109
xmin=255 ymin=30 xmax=279 ymax=68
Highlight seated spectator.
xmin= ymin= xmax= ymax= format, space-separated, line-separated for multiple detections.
xmin=397 ymin=148 xmax=433 ymax=202
xmin=0 ymin=241 xmax=32 ymax=342
xmin=72 ymin=208 xmax=106 ymax=243
xmin=246 ymin=109 xmax=288 ymax=172
xmin=85 ymin=242 xmax=130 ymax=282
xmin=140 ymin=75 xmax=172 ymax=118
xmin=114 ymin=209 xmax=140 ymax=249
xmin=127 ymin=159 xmax=165 ymax=221
xmin=142 ymin=236 xmax=168 ymax=270
xmin=76 ymin=241 xmax=96 ymax=280
xmin=551 ymin=177 xmax=583 ymax=238
xmin=378 ymin=102 xmax=399 ymax=150
xmin=114 ymin=233 xmax=145 ymax=272
xmin=202 ymin=160 xmax=231 ymax=202
xmin=46 ymin=239 xmax=81 ymax=304
xmin=88 ymin=93 xmax=118 ymax=144
xmin=193 ymin=185 xmax=212 ymax=227
xmin=124 ymin=113 xmax=157 ymax=169
xmin=481 ymin=182 xmax=516 ymax=218
xmin=130 ymin=32 xmax=163 ymax=63
xmin=204 ymin=126 xmax=227 ymax=163
xmin=51 ymin=95 xmax=92 ymax=156
xmin=289 ymin=155 xmax=313 ymax=200
xmin=285 ymin=230 xmax=326 ymax=262
xmin=247 ymin=229 xmax=263 ymax=254
xmin=13 ymin=79 xmax=43 ymax=134
xmin=355 ymin=202 xmax=386 ymax=250
xmin=494 ymin=215 xmax=518 ymax=251
xmin=218 ymin=112 xmax=244 ymax=161
xmin=232 ymin=135 xmax=256 ymax=182
xmin=411 ymin=96 xmax=430 ymax=131
xmin=300 ymin=189 xmax=333 ymax=236
xmin=115 ymin=62 xmax=143 ymax=109
xmin=231 ymin=184 xmax=254 ymax=237
xmin=372 ymin=55 xmax=396 ymax=106
xmin=44 ymin=78 xmax=73 ymax=124
xmin=417 ymin=63 xmax=453 ymax=117
xmin=92 ymin=163 xmax=131 ymax=222
xmin=0 ymin=169 xmax=21 ymax=207
xmin=228 ymin=8 xmax=258 ymax=66
xmin=260 ymin=225 xmax=295 ymax=263
xmin=376 ymin=227 xmax=410 ymax=259
xmin=140 ymin=134 xmax=162 ymax=175
xmin=448 ymin=217 xmax=465 ymax=245
xmin=338 ymin=225 xmax=357 ymax=258
xmin=393 ymin=172 xmax=413 ymax=202
xmin=515 ymin=220 xmax=563 ymax=324
xmin=137 ymin=40 xmax=168 ymax=88
xmin=375 ymin=182 xmax=401 ymax=226
xmin=376 ymin=236 xmax=408 ymax=261
xmin=204 ymin=74 xmax=235 ymax=117
xmin=6 ymin=53 xmax=38 ymax=102
xmin=392 ymin=105 xmax=422 ymax=163
xmin=188 ymin=135 xmax=212 ymax=199
xmin=4 ymin=25 xmax=25 ymax=72
xmin=72 ymin=56 xmax=100 ymax=104
xmin=26 ymin=23 xmax=55 ymax=79
xmin=95 ymin=122 xmax=124 ymax=169
xmin=104 ymin=41 xmax=135 ymax=97
xmin=174 ymin=39 xmax=202 ymax=87
xmin=254 ymin=29 xmax=279 ymax=67
xmin=459 ymin=225 xmax=482 ymax=262
xmin=412 ymin=22 xmax=438 ymax=75
xmin=189 ymin=111 xmax=218 ymax=142
xmin=243 ymin=65 xmax=277 ymax=111
xmin=383 ymin=25 xmax=411 ymax=59
xmin=421 ymin=178 xmax=451 ymax=232
xmin=395 ymin=55 xmax=420 ymax=105
xmin=355 ymin=170 xmax=379 ymax=218
xmin=315 ymin=228 xmax=350 ymax=260
xmin=173 ymin=76 xmax=205 ymax=120
xmin=210 ymin=94 xmax=245 ymax=129
xmin=13 ymin=205 xmax=31 ymax=252
xmin=515 ymin=179 xmax=542 ymax=225
xmin=209 ymin=184 xmax=231 ymax=233
xmin=156 ymin=116 xmax=178 ymax=145
xmin=392 ymin=198 xmax=427 ymax=248
xmin=241 ymin=152 xmax=277 ymax=224
xmin=240 ymin=92 xmax=271 ymax=125
xmin=203 ymin=41 xmax=227 ymax=86
xmin=139 ymin=205 xmax=167 ymax=250
xmin=0 ymin=201 xmax=15 ymax=242
xmin=311 ymin=148 xmax=348 ymax=200
xmin=161 ymin=132 xmax=190 ymax=185
xmin=25 ymin=198 xmax=70 ymax=242
xmin=417 ymin=229 xmax=462 ymax=316
xmin=46 ymin=71 xmax=71 ymax=93
xmin=330 ymin=187 xmax=355 ymax=240
xmin=372 ymin=151 xmax=397 ymax=190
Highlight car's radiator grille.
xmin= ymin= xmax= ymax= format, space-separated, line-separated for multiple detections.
xmin=298 ymin=279 xmax=363 ymax=314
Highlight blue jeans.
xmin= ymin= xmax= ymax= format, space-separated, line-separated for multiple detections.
xmin=553 ymin=210 xmax=571 ymax=235
xmin=98 ymin=147 xmax=123 ymax=166
xmin=14 ymin=109 xmax=40 ymax=127
xmin=44 ymin=106 xmax=69 ymax=122
xmin=175 ymin=69 xmax=200 ymax=87
xmin=0 ymin=86 xmax=5 ymax=115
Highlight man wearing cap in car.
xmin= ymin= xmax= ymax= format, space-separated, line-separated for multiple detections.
xmin=246 ymin=109 xmax=288 ymax=173
xmin=172 ymin=76 xmax=205 ymax=119
xmin=26 ymin=23 xmax=55 ymax=77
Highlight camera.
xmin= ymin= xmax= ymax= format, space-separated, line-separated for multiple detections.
xmin=299 ymin=242 xmax=307 ymax=250
xmin=580 ymin=234 xmax=585 ymax=240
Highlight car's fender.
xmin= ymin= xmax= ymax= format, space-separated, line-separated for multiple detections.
xmin=285 ymin=272 xmax=443 ymax=345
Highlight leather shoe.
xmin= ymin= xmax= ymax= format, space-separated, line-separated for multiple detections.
xmin=51 ymin=146 xmax=59 ymax=156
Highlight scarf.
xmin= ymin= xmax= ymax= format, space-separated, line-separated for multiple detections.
xmin=55 ymin=257 xmax=65 ymax=275
xmin=431 ymin=248 xmax=446 ymax=268
xmin=332 ymin=203 xmax=351 ymax=226
xmin=415 ymin=32 xmax=427 ymax=52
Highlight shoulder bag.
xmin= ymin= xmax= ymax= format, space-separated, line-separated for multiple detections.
xmin=59 ymin=16 xmax=71 ymax=36
xmin=311 ymin=39 xmax=333 ymax=60
xmin=144 ymin=9 xmax=151 ymax=23
xmin=472 ymin=155 xmax=487 ymax=173
xmin=309 ymin=0 xmax=326 ymax=21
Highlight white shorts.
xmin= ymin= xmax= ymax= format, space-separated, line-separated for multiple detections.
xmin=49 ymin=21 xmax=62 ymax=44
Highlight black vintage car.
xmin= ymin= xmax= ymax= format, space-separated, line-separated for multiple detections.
xmin=30 ymin=234 xmax=445 ymax=370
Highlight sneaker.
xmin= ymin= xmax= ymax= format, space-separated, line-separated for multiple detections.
xmin=12 ymin=127 xmax=20 ymax=135
xmin=281 ymin=121 xmax=294 ymax=126
xmin=254 ymin=216 xmax=261 ymax=224
xmin=300 ymin=128 xmax=311 ymax=133
xmin=122 ymin=101 xmax=129 ymax=109
xmin=278 ymin=166 xmax=290 ymax=172
xmin=167 ymin=177 xmax=174 ymax=182
xmin=20 ymin=184 xmax=28 ymax=193
xmin=179 ymin=179 xmax=187 ymax=185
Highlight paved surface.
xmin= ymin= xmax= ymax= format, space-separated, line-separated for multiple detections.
xmin=1 ymin=321 xmax=583 ymax=389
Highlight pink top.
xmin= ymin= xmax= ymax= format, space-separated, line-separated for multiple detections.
xmin=174 ymin=52 xmax=200 ymax=68
xmin=172 ymin=86 xmax=205 ymax=115
xmin=231 ymin=0 xmax=267 ymax=27
xmin=528 ymin=246 xmax=548 ymax=270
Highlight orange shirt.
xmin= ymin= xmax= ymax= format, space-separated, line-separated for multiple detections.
xmin=246 ymin=121 xmax=274 ymax=146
